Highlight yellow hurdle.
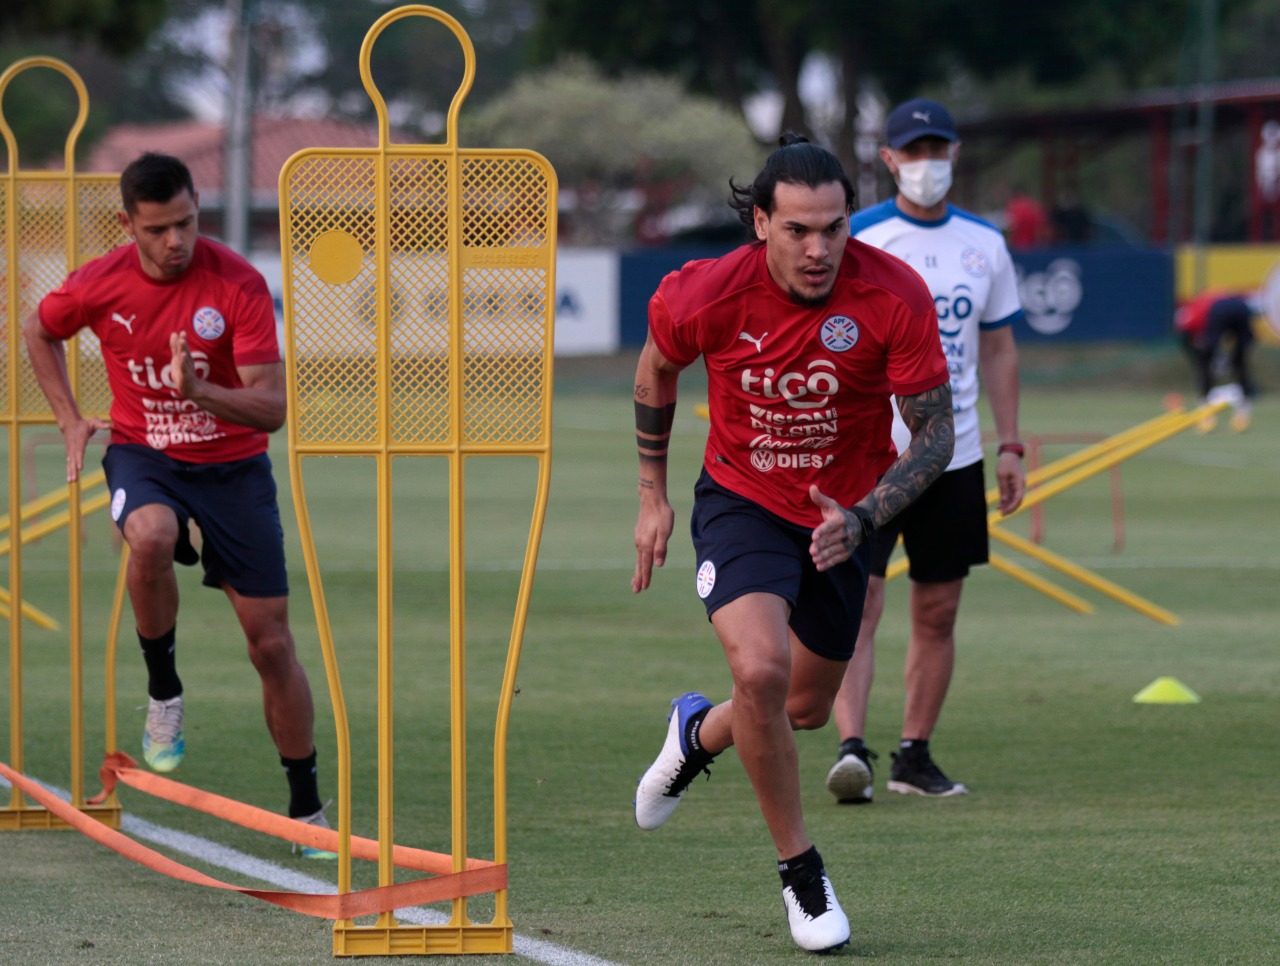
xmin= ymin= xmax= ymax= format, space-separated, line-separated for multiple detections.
xmin=888 ymin=402 xmax=1227 ymax=623
xmin=1 ymin=56 xmax=123 ymax=831
xmin=278 ymin=6 xmax=557 ymax=956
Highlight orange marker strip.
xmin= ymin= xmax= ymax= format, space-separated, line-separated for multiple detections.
xmin=2 ymin=759 xmax=504 ymax=919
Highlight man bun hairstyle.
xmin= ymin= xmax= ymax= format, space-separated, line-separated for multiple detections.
xmin=120 ymin=152 xmax=196 ymax=213
xmin=729 ymin=132 xmax=857 ymax=231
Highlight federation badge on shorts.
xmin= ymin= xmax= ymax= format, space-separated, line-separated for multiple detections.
xmin=111 ymin=488 xmax=127 ymax=522
xmin=961 ymin=248 xmax=988 ymax=278
xmin=696 ymin=559 xmax=717 ymax=599
xmin=192 ymin=306 xmax=226 ymax=340
xmin=820 ymin=315 xmax=859 ymax=352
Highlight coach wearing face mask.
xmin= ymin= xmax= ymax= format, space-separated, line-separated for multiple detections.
xmin=823 ymin=98 xmax=1026 ymax=805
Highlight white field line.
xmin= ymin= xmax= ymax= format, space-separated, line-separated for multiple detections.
xmin=0 ymin=773 xmax=623 ymax=966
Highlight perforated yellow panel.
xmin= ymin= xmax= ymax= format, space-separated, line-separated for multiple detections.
xmin=278 ymin=7 xmax=558 ymax=957
xmin=3 ymin=176 xmax=122 ymax=421
xmin=282 ymin=150 xmax=554 ymax=452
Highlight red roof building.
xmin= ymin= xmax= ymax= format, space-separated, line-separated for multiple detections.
xmin=85 ymin=116 xmax=391 ymax=251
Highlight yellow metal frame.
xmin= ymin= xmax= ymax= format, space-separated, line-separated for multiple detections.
xmin=278 ymin=6 xmax=557 ymax=956
xmin=886 ymin=401 xmax=1228 ymax=623
xmin=1 ymin=56 xmax=123 ymax=831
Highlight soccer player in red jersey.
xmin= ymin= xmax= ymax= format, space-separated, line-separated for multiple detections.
xmin=630 ymin=135 xmax=955 ymax=952
xmin=25 ymin=153 xmax=332 ymax=855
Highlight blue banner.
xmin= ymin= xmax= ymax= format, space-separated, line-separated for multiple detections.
xmin=618 ymin=244 xmax=1177 ymax=347
xmin=1011 ymin=247 xmax=1174 ymax=342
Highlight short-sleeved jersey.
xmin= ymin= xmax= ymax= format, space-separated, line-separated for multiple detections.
xmin=649 ymin=239 xmax=948 ymax=528
xmin=851 ymin=200 xmax=1024 ymax=469
xmin=1174 ymin=288 xmax=1250 ymax=339
xmin=38 ymin=237 xmax=281 ymax=464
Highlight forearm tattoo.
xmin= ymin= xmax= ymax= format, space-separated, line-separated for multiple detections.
xmin=635 ymin=397 xmax=676 ymax=471
xmin=864 ymin=382 xmax=955 ymax=526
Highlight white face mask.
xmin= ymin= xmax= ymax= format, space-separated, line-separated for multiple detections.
xmin=895 ymin=158 xmax=952 ymax=208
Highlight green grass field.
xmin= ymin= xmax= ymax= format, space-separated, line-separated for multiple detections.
xmin=3 ymin=346 xmax=1280 ymax=964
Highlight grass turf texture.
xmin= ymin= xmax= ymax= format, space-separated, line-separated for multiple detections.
xmin=3 ymin=345 xmax=1280 ymax=964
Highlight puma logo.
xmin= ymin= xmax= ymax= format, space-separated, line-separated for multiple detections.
xmin=912 ymin=111 xmax=931 ymax=123
xmin=738 ymin=331 xmax=768 ymax=353
xmin=111 ymin=312 xmax=136 ymax=334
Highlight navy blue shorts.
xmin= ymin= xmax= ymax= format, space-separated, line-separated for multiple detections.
xmin=869 ymin=460 xmax=989 ymax=583
xmin=689 ymin=470 xmax=870 ymax=662
xmin=103 ymin=443 xmax=289 ymax=598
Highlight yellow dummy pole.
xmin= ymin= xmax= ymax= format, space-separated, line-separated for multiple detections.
xmin=279 ymin=5 xmax=557 ymax=954
xmin=1 ymin=56 xmax=121 ymax=829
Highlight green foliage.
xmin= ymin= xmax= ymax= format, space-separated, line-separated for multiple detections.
xmin=0 ymin=0 xmax=166 ymax=56
xmin=462 ymin=58 xmax=764 ymax=243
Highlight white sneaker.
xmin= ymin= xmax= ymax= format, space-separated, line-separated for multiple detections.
xmin=782 ymin=867 xmax=851 ymax=953
xmin=634 ymin=692 xmax=713 ymax=830
xmin=142 ymin=696 xmax=185 ymax=772
xmin=824 ymin=739 xmax=878 ymax=804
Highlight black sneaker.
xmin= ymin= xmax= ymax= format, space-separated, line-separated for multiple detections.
xmin=824 ymin=738 xmax=878 ymax=804
xmin=887 ymin=745 xmax=968 ymax=797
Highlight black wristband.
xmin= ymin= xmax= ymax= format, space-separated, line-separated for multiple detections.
xmin=850 ymin=506 xmax=876 ymax=545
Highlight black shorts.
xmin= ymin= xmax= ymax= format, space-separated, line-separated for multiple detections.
xmin=103 ymin=443 xmax=289 ymax=598
xmin=689 ymin=470 xmax=870 ymax=661
xmin=868 ymin=460 xmax=989 ymax=583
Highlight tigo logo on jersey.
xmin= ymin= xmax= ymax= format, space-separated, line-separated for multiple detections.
xmin=820 ymin=315 xmax=859 ymax=352
xmin=192 ymin=306 xmax=226 ymax=340
xmin=960 ymin=248 xmax=988 ymax=278
xmin=696 ymin=559 xmax=716 ymax=599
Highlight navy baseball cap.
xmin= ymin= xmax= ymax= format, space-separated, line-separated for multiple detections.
xmin=885 ymin=98 xmax=958 ymax=148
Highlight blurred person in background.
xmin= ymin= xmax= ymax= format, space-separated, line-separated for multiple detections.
xmin=825 ymin=98 xmax=1025 ymax=804
xmin=1175 ymin=288 xmax=1259 ymax=432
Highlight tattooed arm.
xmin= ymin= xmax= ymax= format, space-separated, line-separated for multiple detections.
xmin=632 ymin=333 xmax=685 ymax=593
xmin=810 ymin=381 xmax=955 ymax=572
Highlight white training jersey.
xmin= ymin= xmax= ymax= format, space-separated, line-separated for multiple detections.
xmin=850 ymin=200 xmax=1024 ymax=470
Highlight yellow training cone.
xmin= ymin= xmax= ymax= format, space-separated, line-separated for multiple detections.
xmin=1133 ymin=677 xmax=1201 ymax=704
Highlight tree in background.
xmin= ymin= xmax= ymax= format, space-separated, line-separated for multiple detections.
xmin=0 ymin=0 xmax=168 ymax=165
xmin=531 ymin=0 xmax=1213 ymax=177
xmin=463 ymin=58 xmax=763 ymax=244
xmin=0 ymin=0 xmax=166 ymax=57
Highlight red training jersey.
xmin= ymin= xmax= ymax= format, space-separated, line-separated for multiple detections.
xmin=38 ymin=237 xmax=281 ymax=463
xmin=649 ymin=239 xmax=949 ymax=527
xmin=1174 ymin=288 xmax=1248 ymax=339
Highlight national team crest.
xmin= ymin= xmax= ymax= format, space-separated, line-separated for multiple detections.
xmin=192 ymin=306 xmax=226 ymax=340
xmin=960 ymin=248 xmax=988 ymax=278
xmin=696 ymin=559 xmax=717 ymax=599
xmin=820 ymin=315 xmax=859 ymax=352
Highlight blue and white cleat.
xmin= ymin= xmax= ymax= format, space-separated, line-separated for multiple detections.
xmin=634 ymin=691 xmax=714 ymax=830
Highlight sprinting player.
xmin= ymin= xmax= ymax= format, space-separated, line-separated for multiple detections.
xmin=825 ymin=98 xmax=1025 ymax=804
xmin=24 ymin=152 xmax=332 ymax=856
xmin=631 ymin=134 xmax=954 ymax=952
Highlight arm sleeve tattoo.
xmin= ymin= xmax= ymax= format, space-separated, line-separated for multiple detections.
xmin=864 ymin=382 xmax=955 ymax=525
